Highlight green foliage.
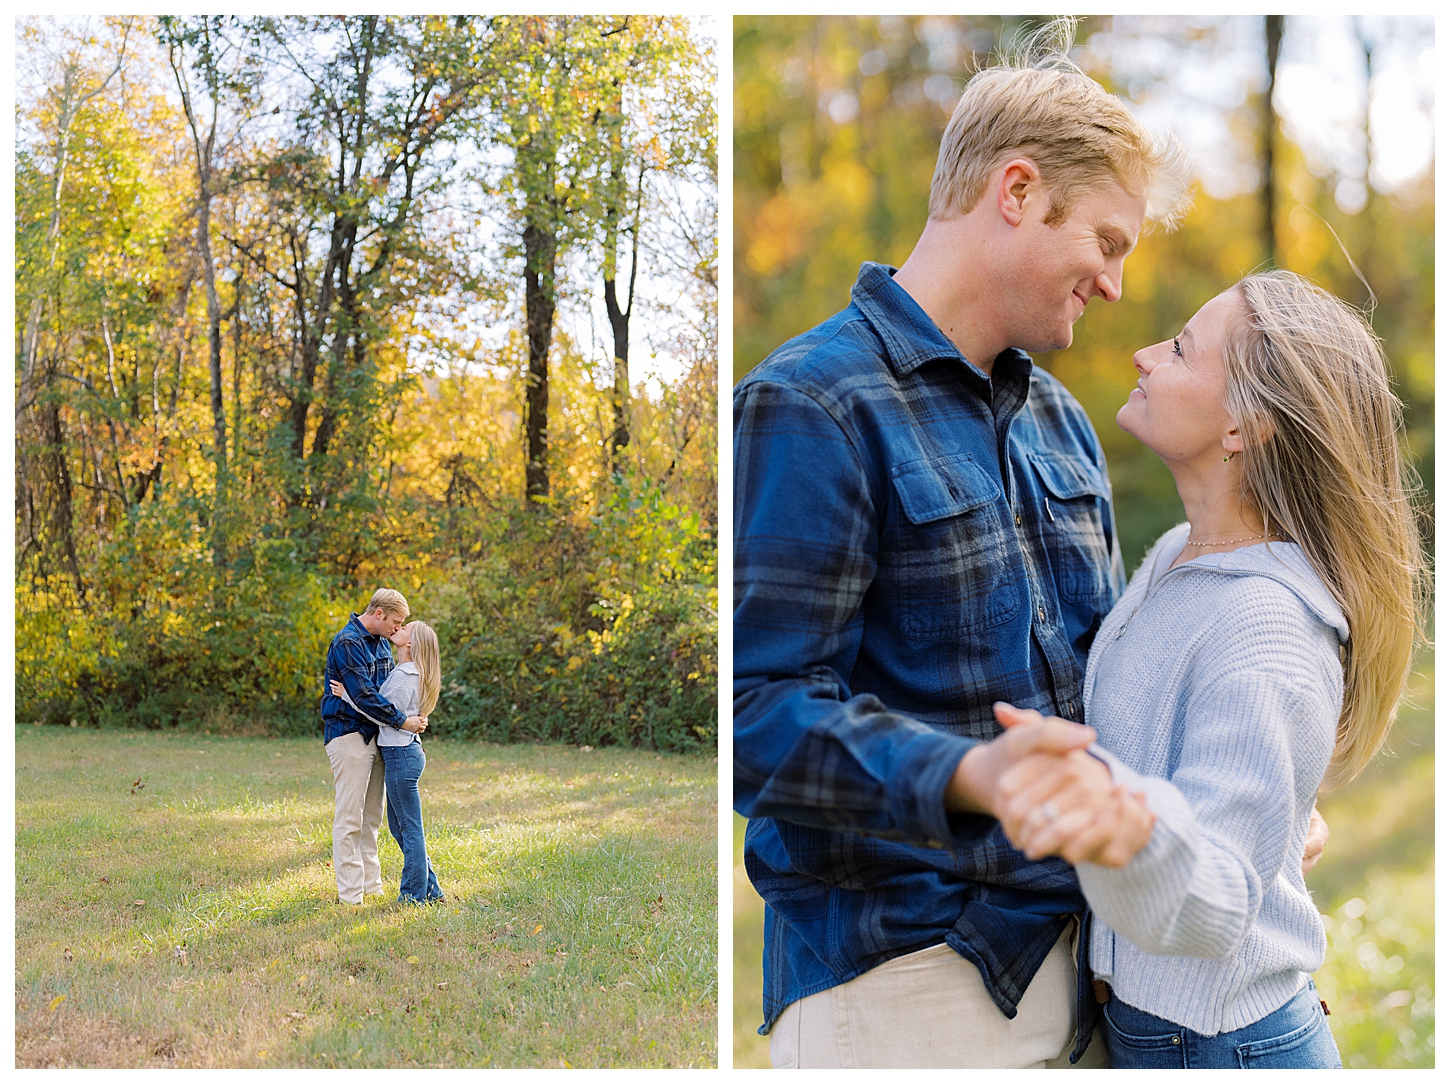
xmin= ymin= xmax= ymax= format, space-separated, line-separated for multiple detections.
xmin=16 ymin=471 xmax=717 ymax=753
xmin=422 ymin=476 xmax=717 ymax=752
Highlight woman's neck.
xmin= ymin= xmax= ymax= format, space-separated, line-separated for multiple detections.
xmin=1167 ymin=458 xmax=1270 ymax=568
xmin=396 ymin=647 xmax=413 ymax=664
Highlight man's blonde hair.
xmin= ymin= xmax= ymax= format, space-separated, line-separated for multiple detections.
xmin=366 ymin=588 xmax=409 ymax=620
xmin=929 ymin=18 xmax=1192 ymax=229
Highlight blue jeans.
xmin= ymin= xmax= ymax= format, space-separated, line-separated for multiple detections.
xmin=379 ymin=742 xmax=443 ymax=904
xmin=1102 ymin=980 xmax=1341 ymax=1069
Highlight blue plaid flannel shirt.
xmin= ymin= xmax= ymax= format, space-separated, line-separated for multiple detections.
xmin=322 ymin=613 xmax=408 ymax=744
xmin=734 ymin=263 xmax=1125 ymax=1057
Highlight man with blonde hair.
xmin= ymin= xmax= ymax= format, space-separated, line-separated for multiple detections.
xmin=735 ymin=22 xmax=1194 ymax=1069
xmin=322 ymin=588 xmax=429 ymax=905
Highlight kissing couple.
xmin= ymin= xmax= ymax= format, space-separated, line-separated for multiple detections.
xmin=321 ymin=588 xmax=447 ymax=906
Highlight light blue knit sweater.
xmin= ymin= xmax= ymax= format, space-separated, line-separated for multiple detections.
xmin=1079 ymin=522 xmax=1347 ymax=1036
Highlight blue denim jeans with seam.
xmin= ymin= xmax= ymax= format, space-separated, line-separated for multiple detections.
xmin=1102 ymin=979 xmax=1341 ymax=1069
xmin=380 ymin=741 xmax=443 ymax=904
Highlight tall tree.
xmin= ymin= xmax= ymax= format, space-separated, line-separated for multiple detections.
xmin=485 ymin=16 xmax=706 ymax=498
xmin=244 ymin=15 xmax=489 ymax=530
xmin=160 ymin=15 xmax=259 ymax=560
xmin=1261 ymin=14 xmax=1284 ymax=267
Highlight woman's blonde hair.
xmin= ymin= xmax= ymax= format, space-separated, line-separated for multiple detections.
xmin=1223 ymin=270 xmax=1426 ymax=789
xmin=929 ymin=17 xmax=1192 ymax=229
xmin=408 ymin=621 xmax=441 ymax=718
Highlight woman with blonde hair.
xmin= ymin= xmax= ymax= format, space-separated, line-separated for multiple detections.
xmin=974 ymin=269 xmax=1423 ymax=1067
xmin=332 ymin=620 xmax=445 ymax=904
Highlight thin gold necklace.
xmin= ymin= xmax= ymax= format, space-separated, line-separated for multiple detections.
xmin=1183 ymin=531 xmax=1280 ymax=548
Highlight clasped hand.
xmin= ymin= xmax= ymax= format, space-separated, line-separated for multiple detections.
xmin=947 ymin=703 xmax=1155 ymax=868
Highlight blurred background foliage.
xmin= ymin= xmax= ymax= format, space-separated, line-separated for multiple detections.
xmin=733 ymin=14 xmax=1432 ymax=1068
xmin=16 ymin=15 xmax=718 ymax=752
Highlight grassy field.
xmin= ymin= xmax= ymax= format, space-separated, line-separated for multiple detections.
xmin=732 ymin=656 xmax=1434 ymax=1068
xmin=16 ymin=730 xmax=716 ymax=1068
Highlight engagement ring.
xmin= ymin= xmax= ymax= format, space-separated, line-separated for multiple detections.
xmin=1039 ymin=801 xmax=1061 ymax=823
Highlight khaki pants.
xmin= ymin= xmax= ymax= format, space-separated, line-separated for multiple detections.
xmin=325 ymin=732 xmax=385 ymax=904
xmin=770 ymin=925 xmax=1109 ymax=1069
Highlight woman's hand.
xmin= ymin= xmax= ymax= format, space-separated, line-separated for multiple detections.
xmin=1301 ymin=805 xmax=1329 ymax=876
xmin=403 ymin=715 xmax=428 ymax=734
xmin=329 ymin=679 xmax=346 ymax=698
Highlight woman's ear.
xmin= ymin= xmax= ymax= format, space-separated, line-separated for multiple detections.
xmin=1228 ymin=412 xmax=1276 ymax=452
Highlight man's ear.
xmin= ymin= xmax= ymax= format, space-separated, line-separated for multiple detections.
xmin=996 ymin=158 xmax=1040 ymax=227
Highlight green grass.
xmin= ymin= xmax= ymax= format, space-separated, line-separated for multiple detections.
xmin=16 ymin=729 xmax=717 ymax=1068
xmin=1304 ymin=654 xmax=1435 ymax=1068
xmin=732 ymin=655 xmax=1434 ymax=1068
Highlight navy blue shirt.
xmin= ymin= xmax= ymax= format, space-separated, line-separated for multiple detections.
xmin=733 ymin=263 xmax=1125 ymax=1054
xmin=322 ymin=613 xmax=409 ymax=744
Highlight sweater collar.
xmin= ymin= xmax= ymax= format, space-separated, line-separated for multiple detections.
xmin=1157 ymin=524 xmax=1349 ymax=643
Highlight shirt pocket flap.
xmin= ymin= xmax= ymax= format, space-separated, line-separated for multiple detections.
xmin=891 ymin=455 xmax=997 ymax=524
xmin=1030 ymin=452 xmax=1110 ymax=501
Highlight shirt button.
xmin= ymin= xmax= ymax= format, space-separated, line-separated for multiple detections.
xmin=1038 ymin=607 xmax=1046 ymax=621
xmin=1015 ymin=513 xmax=1022 ymax=527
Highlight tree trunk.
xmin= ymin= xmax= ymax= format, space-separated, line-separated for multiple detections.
xmin=42 ymin=397 xmax=86 ymax=603
xmin=523 ymin=220 xmax=557 ymax=501
xmin=603 ymin=272 xmax=631 ymax=462
xmin=1261 ymin=15 xmax=1283 ymax=268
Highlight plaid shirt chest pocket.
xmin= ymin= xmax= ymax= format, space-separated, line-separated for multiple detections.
xmin=1030 ymin=452 xmax=1113 ymax=602
xmin=882 ymin=454 xmax=1021 ymax=639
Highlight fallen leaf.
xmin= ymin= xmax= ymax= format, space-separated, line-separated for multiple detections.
xmin=132 ymin=899 xmax=146 ymax=908
xmin=49 ymin=994 xmax=66 ymax=1010
xmin=63 ymin=948 xmax=73 ymax=962
xmin=532 ymin=923 xmax=544 ymax=935
xmin=131 ymin=777 xmax=145 ymax=794
xmin=98 ymin=876 xmax=109 ymax=884
xmin=435 ymin=981 xmax=449 ymax=989
xmin=406 ymin=955 xmax=420 ymax=964
xmin=649 ymin=894 xmax=663 ymax=918
xmin=288 ymin=1011 xmax=305 ymax=1020
xmin=436 ymin=936 xmax=444 ymax=944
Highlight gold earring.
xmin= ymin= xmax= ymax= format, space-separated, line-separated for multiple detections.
xmin=1223 ymin=451 xmax=1236 ymax=462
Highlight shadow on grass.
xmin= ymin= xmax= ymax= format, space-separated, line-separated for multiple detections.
xmin=16 ymin=729 xmax=716 ymax=1068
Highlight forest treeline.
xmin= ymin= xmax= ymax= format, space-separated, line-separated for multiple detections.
xmin=16 ymin=15 xmax=718 ymax=750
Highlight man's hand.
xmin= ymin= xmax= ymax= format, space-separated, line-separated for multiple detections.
xmin=329 ymin=678 xmax=346 ymax=698
xmin=402 ymin=715 xmax=428 ymax=734
xmin=1302 ymin=805 xmax=1329 ymax=877
xmin=946 ymin=705 xmax=1097 ymax=815
xmin=949 ymin=702 xmax=1156 ymax=869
